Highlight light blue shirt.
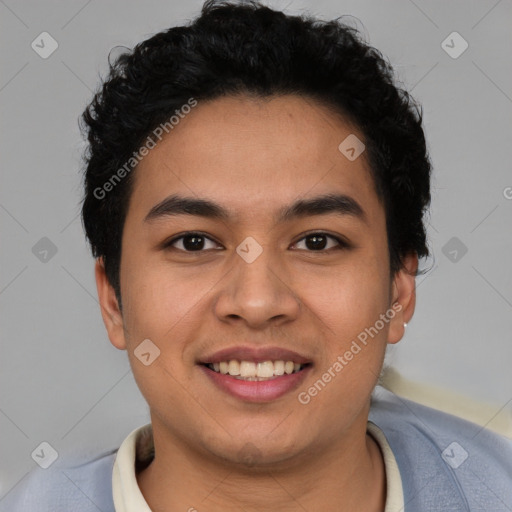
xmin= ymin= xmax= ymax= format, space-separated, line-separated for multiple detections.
xmin=3 ymin=385 xmax=511 ymax=511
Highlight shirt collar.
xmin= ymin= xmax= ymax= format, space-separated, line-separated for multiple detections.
xmin=112 ymin=422 xmax=403 ymax=512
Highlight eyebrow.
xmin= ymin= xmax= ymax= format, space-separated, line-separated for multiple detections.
xmin=144 ymin=193 xmax=366 ymax=224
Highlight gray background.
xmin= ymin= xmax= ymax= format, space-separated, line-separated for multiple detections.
xmin=1 ymin=0 xmax=511 ymax=501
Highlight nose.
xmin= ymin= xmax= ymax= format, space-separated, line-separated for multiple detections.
xmin=212 ymin=244 xmax=301 ymax=329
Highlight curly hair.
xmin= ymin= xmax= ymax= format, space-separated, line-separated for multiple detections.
xmin=81 ymin=0 xmax=431 ymax=303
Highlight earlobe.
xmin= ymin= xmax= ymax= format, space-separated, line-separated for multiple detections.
xmin=387 ymin=253 xmax=418 ymax=344
xmin=95 ymin=258 xmax=127 ymax=350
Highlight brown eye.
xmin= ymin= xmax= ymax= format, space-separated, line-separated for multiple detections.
xmin=293 ymin=233 xmax=348 ymax=252
xmin=164 ymin=232 xmax=221 ymax=252
xmin=163 ymin=231 xmax=349 ymax=254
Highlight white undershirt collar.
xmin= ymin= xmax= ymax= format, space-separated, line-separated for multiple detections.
xmin=112 ymin=422 xmax=404 ymax=512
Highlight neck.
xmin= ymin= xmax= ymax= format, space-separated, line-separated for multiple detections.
xmin=137 ymin=413 xmax=386 ymax=512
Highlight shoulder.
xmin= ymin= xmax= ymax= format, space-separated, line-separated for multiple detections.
xmin=369 ymin=385 xmax=512 ymax=511
xmin=2 ymin=449 xmax=117 ymax=512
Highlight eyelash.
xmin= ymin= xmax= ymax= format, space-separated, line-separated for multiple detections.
xmin=162 ymin=231 xmax=350 ymax=253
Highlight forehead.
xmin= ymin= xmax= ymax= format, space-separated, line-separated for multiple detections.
xmin=128 ymin=94 xmax=382 ymax=225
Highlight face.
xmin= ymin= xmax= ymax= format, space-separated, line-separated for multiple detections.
xmin=97 ymin=94 xmax=416 ymax=467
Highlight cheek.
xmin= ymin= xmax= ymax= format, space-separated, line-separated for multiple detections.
xmin=119 ymin=253 xmax=222 ymax=350
xmin=118 ymin=261 xmax=202 ymax=409
xmin=301 ymin=259 xmax=391 ymax=403
xmin=296 ymin=263 xmax=390 ymax=413
xmin=303 ymin=258 xmax=390 ymax=337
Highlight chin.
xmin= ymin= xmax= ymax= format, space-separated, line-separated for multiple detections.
xmin=201 ymin=430 xmax=311 ymax=470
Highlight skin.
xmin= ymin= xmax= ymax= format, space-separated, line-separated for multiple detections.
xmin=96 ymin=94 xmax=417 ymax=512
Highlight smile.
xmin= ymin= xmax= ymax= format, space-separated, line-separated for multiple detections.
xmin=205 ymin=360 xmax=305 ymax=380
xmin=200 ymin=361 xmax=312 ymax=402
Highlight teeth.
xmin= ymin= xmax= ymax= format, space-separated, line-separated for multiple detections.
xmin=207 ymin=360 xmax=305 ymax=378
xmin=257 ymin=361 xmax=274 ymax=378
xmin=228 ymin=360 xmax=241 ymax=376
xmin=240 ymin=361 xmax=256 ymax=377
xmin=274 ymin=360 xmax=284 ymax=376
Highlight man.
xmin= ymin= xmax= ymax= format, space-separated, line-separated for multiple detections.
xmin=7 ymin=1 xmax=511 ymax=510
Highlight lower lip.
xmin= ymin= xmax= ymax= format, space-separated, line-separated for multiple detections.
xmin=200 ymin=365 xmax=312 ymax=403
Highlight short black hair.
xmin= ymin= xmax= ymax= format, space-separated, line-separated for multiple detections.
xmin=81 ymin=0 xmax=431 ymax=303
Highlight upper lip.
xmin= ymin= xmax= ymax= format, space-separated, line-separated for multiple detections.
xmin=199 ymin=346 xmax=312 ymax=365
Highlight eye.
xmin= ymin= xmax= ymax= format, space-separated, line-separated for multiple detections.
xmin=163 ymin=231 xmax=349 ymax=253
xmin=163 ymin=232 xmax=221 ymax=252
xmin=292 ymin=232 xmax=348 ymax=252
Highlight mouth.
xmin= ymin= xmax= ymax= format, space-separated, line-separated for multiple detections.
xmin=202 ymin=360 xmax=309 ymax=381
xmin=198 ymin=346 xmax=313 ymax=402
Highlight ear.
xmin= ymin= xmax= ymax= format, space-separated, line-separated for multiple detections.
xmin=95 ymin=258 xmax=127 ymax=350
xmin=387 ymin=252 xmax=417 ymax=344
